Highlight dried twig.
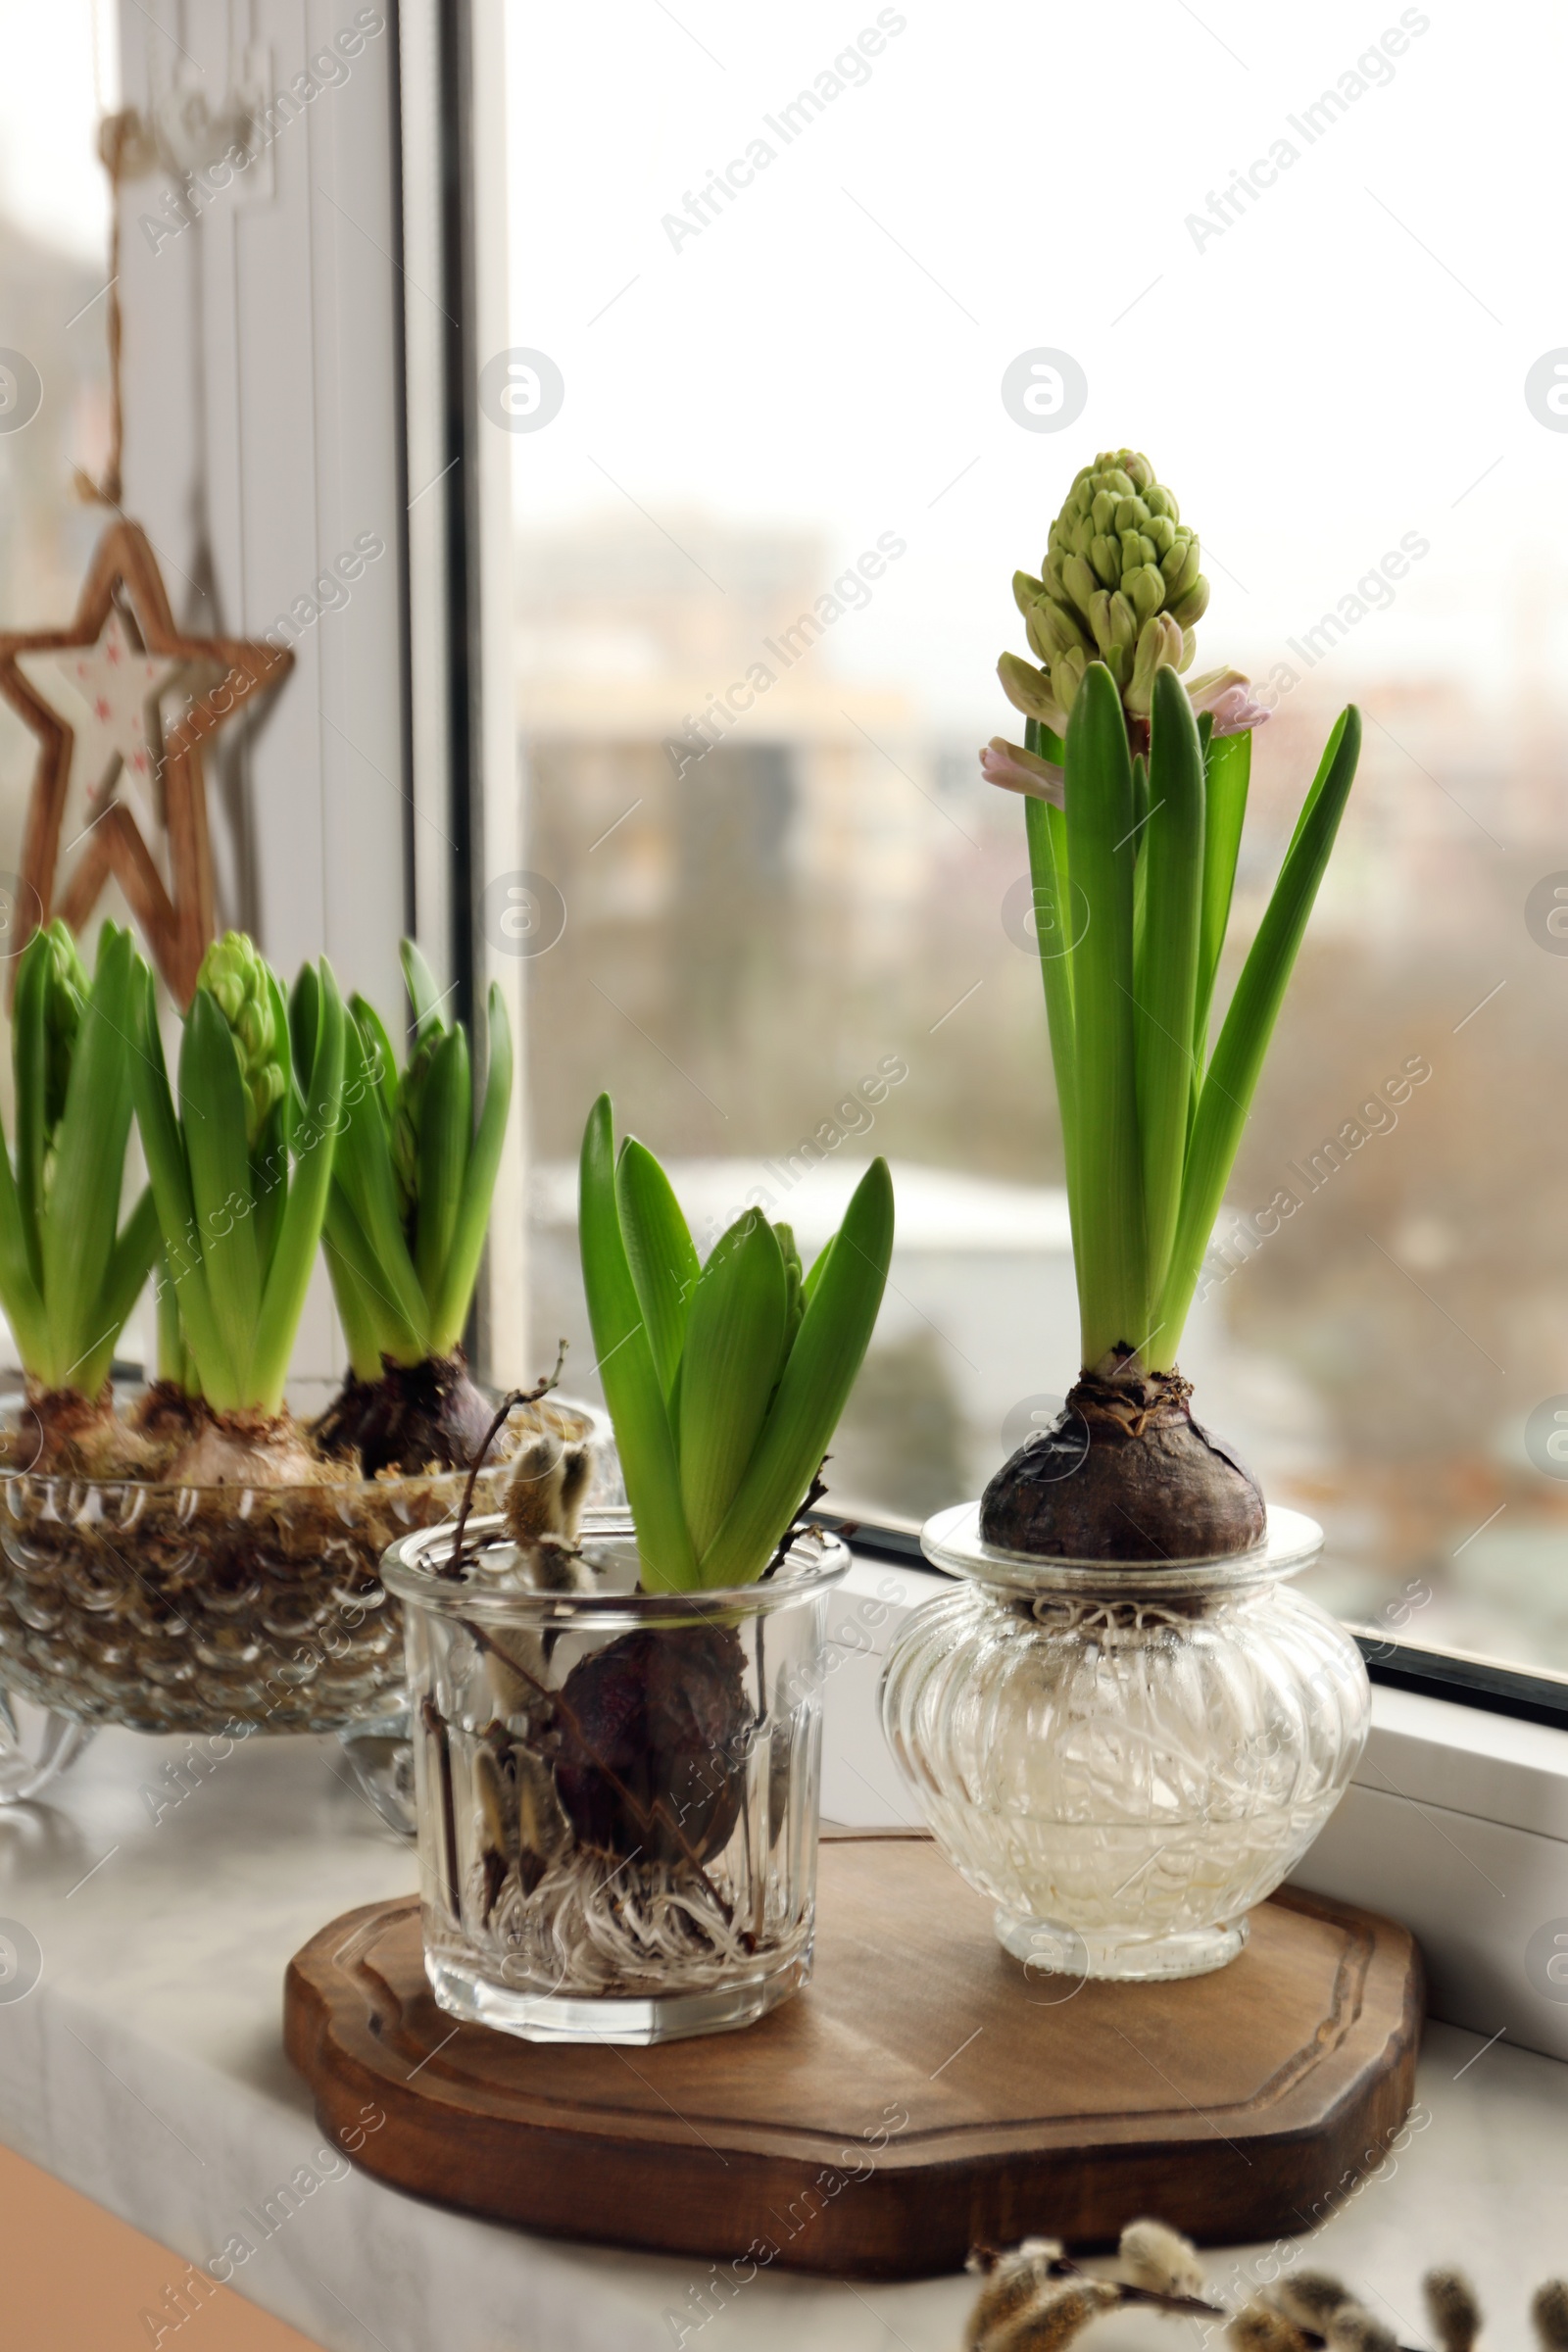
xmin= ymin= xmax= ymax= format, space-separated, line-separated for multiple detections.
xmin=759 ymin=1461 xmax=830 ymax=1582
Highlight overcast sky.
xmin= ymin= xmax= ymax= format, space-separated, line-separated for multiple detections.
xmin=6 ymin=3 xmax=1566 ymax=735
xmin=504 ymin=0 xmax=1568 ymax=729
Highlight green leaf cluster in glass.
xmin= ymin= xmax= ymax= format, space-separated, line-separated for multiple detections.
xmin=578 ymin=1095 xmax=894 ymax=1592
xmin=0 ymin=921 xmax=160 ymax=1396
xmin=321 ymin=941 xmax=513 ymax=1375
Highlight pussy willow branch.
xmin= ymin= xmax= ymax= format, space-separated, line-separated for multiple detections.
xmin=967 ymin=2250 xmax=1424 ymax=2352
xmin=443 ymin=1340 xmax=566 ymax=1574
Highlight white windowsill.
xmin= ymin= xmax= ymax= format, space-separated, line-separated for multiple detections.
xmin=0 ymin=1723 xmax=1562 ymax=2352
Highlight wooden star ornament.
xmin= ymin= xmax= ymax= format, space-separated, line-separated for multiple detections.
xmin=0 ymin=518 xmax=292 ymax=1003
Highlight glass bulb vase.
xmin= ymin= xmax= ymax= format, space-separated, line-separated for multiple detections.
xmin=880 ymin=1503 xmax=1369 ymax=1983
xmin=383 ymin=1511 xmax=849 ymax=2044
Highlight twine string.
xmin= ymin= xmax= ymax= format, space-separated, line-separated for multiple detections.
xmin=74 ymin=110 xmax=131 ymax=510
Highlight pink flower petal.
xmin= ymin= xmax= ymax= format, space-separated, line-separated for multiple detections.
xmin=979 ymin=738 xmax=1065 ymax=807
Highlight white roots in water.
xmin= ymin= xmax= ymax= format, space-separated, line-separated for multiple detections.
xmin=466 ymin=1845 xmax=759 ymax=1995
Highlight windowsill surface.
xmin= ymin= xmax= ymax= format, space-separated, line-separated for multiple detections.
xmin=0 ymin=1725 xmax=1563 ymax=2348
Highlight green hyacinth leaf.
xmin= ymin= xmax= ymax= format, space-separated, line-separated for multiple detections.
xmin=1062 ymin=662 xmax=1148 ymax=1366
xmin=428 ymin=984 xmax=514 ymax=1354
xmin=1193 ymin=725 xmax=1252 ymax=1068
xmin=678 ymin=1209 xmax=788 ymax=1558
xmin=579 ymin=1094 xmax=698 ymax=1592
xmin=128 ymin=961 xmax=234 ymax=1406
xmin=1151 ymin=708 xmax=1362 ymax=1365
xmin=249 ymin=959 xmax=346 ymax=1413
xmin=179 ymin=985 xmax=263 ymax=1389
xmin=1135 ymin=668 xmax=1206 ymax=1307
xmin=414 ymin=1025 xmax=470 ymax=1307
xmin=400 ymin=937 xmax=445 ymax=1037
xmin=698 ymin=1156 xmax=893 ymax=1589
xmin=614 ymin=1137 xmax=700 ymax=1401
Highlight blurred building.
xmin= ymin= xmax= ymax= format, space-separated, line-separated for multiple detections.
xmin=516 ymin=509 xmax=943 ymax=985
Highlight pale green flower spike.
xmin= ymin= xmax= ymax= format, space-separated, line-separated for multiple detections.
xmin=196 ymin=932 xmax=287 ymax=1149
xmin=1000 ymin=449 xmax=1209 ymax=729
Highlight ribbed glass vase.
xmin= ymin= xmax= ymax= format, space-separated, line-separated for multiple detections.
xmin=880 ymin=1503 xmax=1369 ymax=1981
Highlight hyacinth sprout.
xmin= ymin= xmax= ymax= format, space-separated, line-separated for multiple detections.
xmin=131 ymin=931 xmax=346 ymax=1476
xmin=579 ymin=1095 xmax=893 ymax=1592
xmin=0 ymin=922 xmax=159 ymax=1421
xmin=314 ymin=941 xmax=514 ymax=1474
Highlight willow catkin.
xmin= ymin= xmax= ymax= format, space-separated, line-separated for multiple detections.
xmin=1325 ymin=2303 xmax=1399 ymax=2352
xmin=963 ymin=2245 xmax=1063 ymax=2352
xmin=1268 ymin=2273 xmax=1353 ymax=2332
xmin=1532 ymin=2281 xmax=1568 ymax=2352
xmin=996 ymin=2279 xmax=1122 ymax=2352
xmin=1230 ymin=2304 xmax=1311 ymax=2352
xmin=1120 ymin=2219 xmax=1205 ymax=2299
xmin=1423 ymin=2268 xmax=1482 ymax=2352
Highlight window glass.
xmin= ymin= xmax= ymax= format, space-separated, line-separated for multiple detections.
xmin=496 ymin=2 xmax=1567 ymax=1678
xmin=0 ymin=3 xmax=115 ymax=622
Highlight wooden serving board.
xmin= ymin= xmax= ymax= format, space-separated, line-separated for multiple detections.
xmin=284 ymin=1834 xmax=1422 ymax=2278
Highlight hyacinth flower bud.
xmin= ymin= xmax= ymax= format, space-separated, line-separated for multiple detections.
xmin=1125 ymin=561 xmax=1167 ymax=625
xmin=1032 ymin=599 xmax=1091 ymax=664
xmin=1170 ymin=573 xmax=1211 ymax=628
xmin=979 ymin=737 xmax=1066 ymax=806
xmin=1061 ymin=552 xmax=1101 ymax=617
xmin=1186 ymin=666 xmax=1271 ymax=735
xmin=1165 ymin=534 xmax=1203 ymax=602
xmin=1127 ymin=612 xmax=1185 ymax=714
xmin=195 ymin=931 xmax=286 ymax=1150
xmin=1053 ymin=643 xmax=1090 ymax=708
xmin=998 ymin=449 xmax=1209 ymax=736
xmin=1089 ymin=533 xmax=1119 ymax=587
xmin=998 ymin=651 xmax=1067 ymax=727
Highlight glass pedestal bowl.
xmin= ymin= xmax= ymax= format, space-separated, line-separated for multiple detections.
xmin=0 ymin=1394 xmax=612 ymax=1788
xmin=879 ymin=1502 xmax=1369 ymax=1982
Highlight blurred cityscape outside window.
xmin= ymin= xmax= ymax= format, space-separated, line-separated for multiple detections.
xmin=4 ymin=4 xmax=1568 ymax=1683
